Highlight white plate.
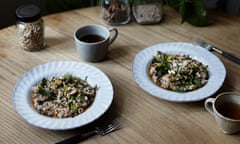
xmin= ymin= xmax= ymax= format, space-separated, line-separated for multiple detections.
xmin=13 ymin=61 xmax=114 ymax=130
xmin=132 ymin=42 xmax=226 ymax=102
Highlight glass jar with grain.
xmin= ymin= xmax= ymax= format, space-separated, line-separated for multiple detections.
xmin=16 ymin=4 xmax=46 ymax=51
xmin=100 ymin=0 xmax=131 ymax=25
xmin=132 ymin=0 xmax=164 ymax=24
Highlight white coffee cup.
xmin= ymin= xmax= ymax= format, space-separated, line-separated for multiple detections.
xmin=74 ymin=24 xmax=118 ymax=62
xmin=204 ymin=92 xmax=240 ymax=134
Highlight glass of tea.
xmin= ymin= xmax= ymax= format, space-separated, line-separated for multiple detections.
xmin=74 ymin=24 xmax=118 ymax=62
xmin=205 ymin=92 xmax=240 ymax=134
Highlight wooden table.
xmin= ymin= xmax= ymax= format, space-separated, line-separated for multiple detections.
xmin=1 ymin=6 xmax=240 ymax=144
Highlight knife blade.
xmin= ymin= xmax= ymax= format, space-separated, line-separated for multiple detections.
xmin=195 ymin=39 xmax=240 ymax=64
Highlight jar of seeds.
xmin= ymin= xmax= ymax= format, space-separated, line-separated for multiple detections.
xmin=16 ymin=4 xmax=45 ymax=51
xmin=100 ymin=0 xmax=131 ymax=25
xmin=132 ymin=0 xmax=164 ymax=24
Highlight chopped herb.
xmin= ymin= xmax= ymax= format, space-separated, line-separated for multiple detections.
xmin=84 ymin=76 xmax=88 ymax=81
xmin=71 ymin=103 xmax=78 ymax=111
xmin=148 ymin=51 xmax=208 ymax=92
xmin=31 ymin=74 xmax=97 ymax=118
xmin=41 ymin=78 xmax=47 ymax=86
xmin=64 ymin=74 xmax=72 ymax=81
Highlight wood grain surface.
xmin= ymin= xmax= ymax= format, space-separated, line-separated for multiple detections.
xmin=0 ymin=6 xmax=240 ymax=144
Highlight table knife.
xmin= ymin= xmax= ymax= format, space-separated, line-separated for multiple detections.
xmin=195 ymin=39 xmax=240 ymax=64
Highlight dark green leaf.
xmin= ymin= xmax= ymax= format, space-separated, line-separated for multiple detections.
xmin=64 ymin=74 xmax=72 ymax=81
xmin=38 ymin=87 xmax=47 ymax=95
xmin=193 ymin=79 xmax=201 ymax=86
xmin=166 ymin=0 xmax=209 ymax=26
xmin=41 ymin=78 xmax=47 ymax=86
xmin=38 ymin=87 xmax=55 ymax=101
xmin=185 ymin=0 xmax=209 ymax=26
xmin=179 ymin=0 xmax=186 ymax=23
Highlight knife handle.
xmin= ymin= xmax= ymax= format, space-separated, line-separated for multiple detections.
xmin=221 ymin=51 xmax=240 ymax=64
xmin=55 ymin=130 xmax=96 ymax=144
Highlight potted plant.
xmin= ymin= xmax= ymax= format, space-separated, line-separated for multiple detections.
xmin=165 ymin=0 xmax=209 ymax=26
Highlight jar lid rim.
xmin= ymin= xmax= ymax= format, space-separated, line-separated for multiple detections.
xmin=16 ymin=4 xmax=41 ymax=22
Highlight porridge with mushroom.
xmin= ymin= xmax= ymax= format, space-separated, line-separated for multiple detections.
xmin=148 ymin=51 xmax=209 ymax=92
xmin=31 ymin=74 xmax=97 ymax=118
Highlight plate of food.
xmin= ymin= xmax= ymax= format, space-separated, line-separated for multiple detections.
xmin=132 ymin=42 xmax=226 ymax=102
xmin=13 ymin=61 xmax=113 ymax=130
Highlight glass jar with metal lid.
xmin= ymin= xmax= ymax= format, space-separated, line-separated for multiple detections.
xmin=100 ymin=0 xmax=131 ymax=25
xmin=132 ymin=0 xmax=164 ymax=24
xmin=16 ymin=4 xmax=46 ymax=51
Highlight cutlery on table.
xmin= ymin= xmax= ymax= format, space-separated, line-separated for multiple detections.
xmin=56 ymin=119 xmax=121 ymax=144
xmin=195 ymin=38 xmax=240 ymax=64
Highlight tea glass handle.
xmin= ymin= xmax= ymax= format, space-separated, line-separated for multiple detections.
xmin=108 ymin=27 xmax=118 ymax=45
xmin=204 ymin=98 xmax=215 ymax=116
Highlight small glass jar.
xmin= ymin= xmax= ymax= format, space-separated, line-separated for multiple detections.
xmin=132 ymin=0 xmax=164 ymax=24
xmin=16 ymin=4 xmax=45 ymax=51
xmin=100 ymin=0 xmax=131 ymax=25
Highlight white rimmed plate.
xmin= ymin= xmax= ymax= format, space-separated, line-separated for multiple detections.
xmin=13 ymin=61 xmax=114 ymax=130
xmin=132 ymin=42 xmax=226 ymax=102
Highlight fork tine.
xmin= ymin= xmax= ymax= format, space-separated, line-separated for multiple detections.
xmin=101 ymin=121 xmax=120 ymax=133
xmin=98 ymin=124 xmax=120 ymax=135
xmin=55 ymin=119 xmax=121 ymax=144
xmin=96 ymin=119 xmax=121 ymax=135
xmin=97 ymin=119 xmax=120 ymax=132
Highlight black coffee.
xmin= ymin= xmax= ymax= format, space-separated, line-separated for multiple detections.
xmin=79 ymin=34 xmax=105 ymax=43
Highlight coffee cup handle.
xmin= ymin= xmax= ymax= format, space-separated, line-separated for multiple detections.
xmin=108 ymin=27 xmax=118 ymax=45
xmin=204 ymin=98 xmax=215 ymax=116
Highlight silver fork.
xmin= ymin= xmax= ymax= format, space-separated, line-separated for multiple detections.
xmin=56 ymin=119 xmax=121 ymax=144
xmin=195 ymin=38 xmax=240 ymax=64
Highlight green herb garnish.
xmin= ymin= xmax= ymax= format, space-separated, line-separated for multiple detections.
xmin=71 ymin=103 xmax=78 ymax=111
xmin=64 ymin=74 xmax=72 ymax=81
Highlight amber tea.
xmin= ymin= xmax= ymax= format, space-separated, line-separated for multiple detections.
xmin=217 ymin=102 xmax=240 ymax=120
xmin=78 ymin=34 xmax=105 ymax=43
xmin=205 ymin=92 xmax=240 ymax=134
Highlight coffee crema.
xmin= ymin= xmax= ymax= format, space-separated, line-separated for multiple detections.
xmin=217 ymin=102 xmax=240 ymax=120
xmin=78 ymin=34 xmax=105 ymax=43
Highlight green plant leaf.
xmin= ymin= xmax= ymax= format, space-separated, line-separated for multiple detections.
xmin=184 ymin=0 xmax=209 ymax=26
xmin=179 ymin=0 xmax=187 ymax=23
xmin=166 ymin=0 xmax=209 ymax=26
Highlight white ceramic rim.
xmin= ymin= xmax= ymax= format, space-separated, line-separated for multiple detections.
xmin=13 ymin=61 xmax=114 ymax=130
xmin=132 ymin=42 xmax=226 ymax=102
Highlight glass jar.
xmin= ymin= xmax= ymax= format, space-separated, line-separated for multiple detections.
xmin=16 ymin=4 xmax=45 ymax=51
xmin=132 ymin=0 xmax=164 ymax=24
xmin=100 ymin=0 xmax=131 ymax=25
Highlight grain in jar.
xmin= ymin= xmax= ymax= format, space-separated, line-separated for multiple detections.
xmin=16 ymin=4 xmax=46 ymax=51
xmin=132 ymin=0 xmax=164 ymax=24
xmin=100 ymin=0 xmax=131 ymax=25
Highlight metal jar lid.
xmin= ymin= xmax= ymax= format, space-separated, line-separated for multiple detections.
xmin=16 ymin=4 xmax=41 ymax=22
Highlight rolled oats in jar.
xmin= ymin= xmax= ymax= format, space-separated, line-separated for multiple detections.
xmin=16 ymin=4 xmax=45 ymax=51
xmin=132 ymin=0 xmax=164 ymax=24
